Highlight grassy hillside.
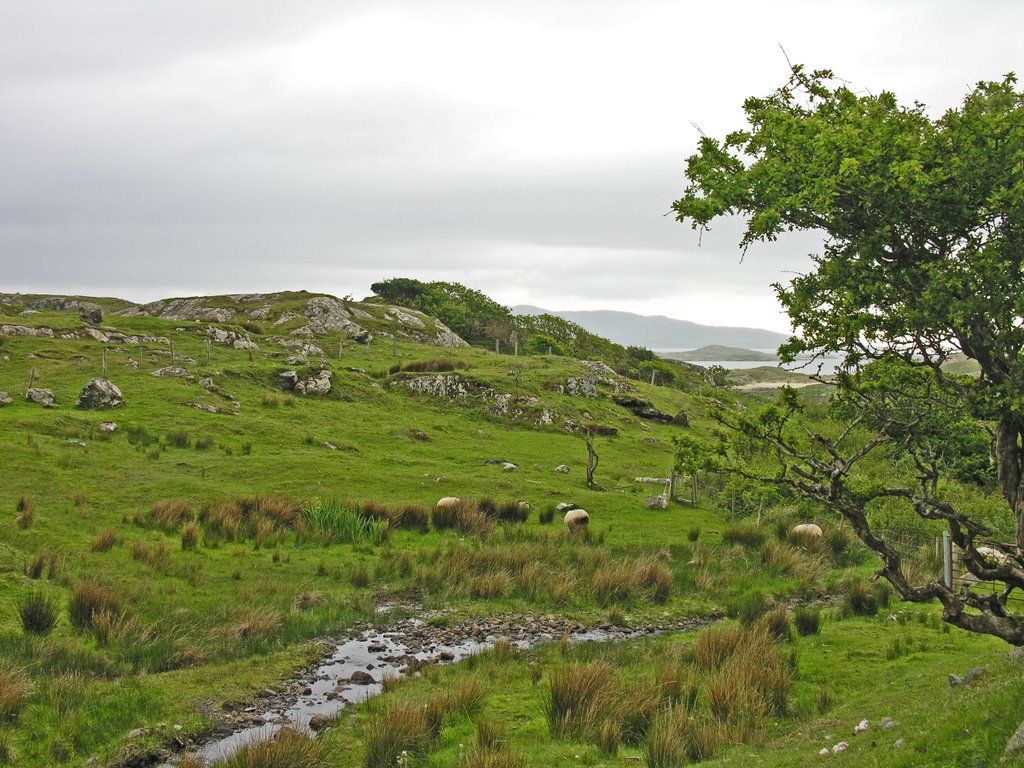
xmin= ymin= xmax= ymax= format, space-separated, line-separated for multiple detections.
xmin=0 ymin=294 xmax=1017 ymax=768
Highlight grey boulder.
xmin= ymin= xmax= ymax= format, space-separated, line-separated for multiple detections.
xmin=76 ymin=378 xmax=125 ymax=409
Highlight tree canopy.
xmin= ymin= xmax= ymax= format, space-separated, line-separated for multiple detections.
xmin=673 ymin=66 xmax=1024 ymax=643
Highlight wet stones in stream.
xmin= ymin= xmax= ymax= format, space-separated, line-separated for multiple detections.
xmin=190 ymin=609 xmax=721 ymax=764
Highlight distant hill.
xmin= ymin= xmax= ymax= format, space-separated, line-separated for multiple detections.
xmin=512 ymin=306 xmax=789 ymax=351
xmin=668 ymin=345 xmax=777 ymax=362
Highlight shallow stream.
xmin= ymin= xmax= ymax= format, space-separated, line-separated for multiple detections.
xmin=183 ymin=609 xmax=719 ymax=764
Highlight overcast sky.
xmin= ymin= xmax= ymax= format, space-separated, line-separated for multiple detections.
xmin=2 ymin=1 xmax=1020 ymax=332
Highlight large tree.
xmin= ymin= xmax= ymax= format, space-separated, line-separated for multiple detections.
xmin=673 ymin=66 xmax=1024 ymax=643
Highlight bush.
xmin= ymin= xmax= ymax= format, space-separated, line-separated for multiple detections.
xmin=69 ymin=578 xmax=121 ymax=630
xmin=91 ymin=527 xmax=117 ymax=553
xmin=17 ymin=590 xmax=58 ymax=635
xmin=793 ymin=606 xmax=821 ymax=636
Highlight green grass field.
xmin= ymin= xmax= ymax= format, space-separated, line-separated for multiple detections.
xmin=0 ymin=296 xmax=1019 ymax=767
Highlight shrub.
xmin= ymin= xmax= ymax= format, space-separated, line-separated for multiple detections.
xmin=181 ymin=522 xmax=200 ymax=550
xmin=721 ymin=523 xmax=766 ymax=549
xmin=793 ymin=606 xmax=821 ymax=636
xmin=0 ymin=665 xmax=31 ymax=722
xmin=218 ymin=726 xmax=328 ymax=767
xmin=91 ymin=527 xmax=117 ymax=553
xmin=17 ymin=590 xmax=58 ymax=635
xmin=167 ymin=429 xmax=190 ymax=448
xmin=69 ymin=578 xmax=121 ymax=630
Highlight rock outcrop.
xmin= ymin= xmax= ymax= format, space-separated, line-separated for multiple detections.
xmin=279 ymin=368 xmax=333 ymax=396
xmin=26 ymin=388 xmax=57 ymax=407
xmin=76 ymin=379 xmax=125 ymax=409
xmin=77 ymin=302 xmax=104 ymax=325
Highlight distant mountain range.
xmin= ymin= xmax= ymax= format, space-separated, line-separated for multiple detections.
xmin=512 ymin=306 xmax=790 ymax=351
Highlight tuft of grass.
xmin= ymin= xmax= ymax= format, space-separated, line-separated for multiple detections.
xmin=141 ymin=499 xmax=193 ymax=531
xmin=793 ymin=606 xmax=821 ymax=636
xmin=545 ymin=662 xmax=615 ymax=739
xmin=194 ymin=435 xmax=213 ymax=451
xmin=167 ymin=428 xmax=191 ymax=448
xmin=14 ymin=496 xmax=33 ymax=530
xmin=842 ymin=579 xmax=878 ymax=617
xmin=25 ymin=552 xmax=48 ymax=579
xmin=304 ymin=499 xmax=390 ymax=545
xmin=469 ymin=571 xmax=511 ymax=599
xmin=181 ymin=521 xmax=200 ymax=550
xmin=687 ymin=527 xmax=700 ymax=542
xmin=396 ymin=503 xmax=430 ymax=533
xmin=352 ymin=567 xmax=370 ymax=588
xmin=214 ymin=726 xmax=329 ymax=767
xmin=538 ymin=505 xmax=556 ymax=525
xmin=755 ymin=606 xmax=792 ymax=643
xmin=17 ymin=589 xmax=59 ymax=635
xmin=364 ymin=700 xmax=432 ymax=768
xmin=232 ymin=607 xmax=283 ymax=640
xmin=91 ymin=527 xmax=117 ymax=552
xmin=721 ymin=523 xmax=766 ymax=549
xmin=68 ymin=578 xmax=121 ymax=630
xmin=0 ymin=665 xmax=31 ymax=722
xmin=725 ymin=590 xmax=770 ymax=627
xmin=390 ymin=357 xmax=468 ymax=374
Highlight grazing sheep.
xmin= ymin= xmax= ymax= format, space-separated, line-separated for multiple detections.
xmin=518 ymin=501 xmax=530 ymax=515
xmin=436 ymin=496 xmax=460 ymax=510
xmin=564 ymin=508 xmax=590 ymax=531
xmin=792 ymin=523 xmax=823 ymax=537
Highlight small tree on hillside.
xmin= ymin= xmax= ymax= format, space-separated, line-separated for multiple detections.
xmin=673 ymin=66 xmax=1024 ymax=644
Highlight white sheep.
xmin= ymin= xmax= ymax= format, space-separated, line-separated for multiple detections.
xmin=436 ymin=496 xmax=460 ymax=510
xmin=792 ymin=523 xmax=823 ymax=537
xmin=564 ymin=508 xmax=590 ymax=531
